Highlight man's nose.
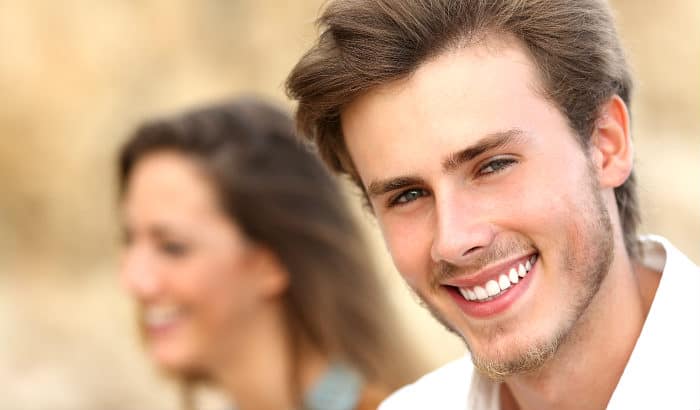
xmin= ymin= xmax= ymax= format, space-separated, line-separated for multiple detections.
xmin=430 ymin=189 xmax=496 ymax=266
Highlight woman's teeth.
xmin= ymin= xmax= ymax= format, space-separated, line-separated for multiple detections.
xmin=458 ymin=255 xmax=537 ymax=302
xmin=144 ymin=305 xmax=182 ymax=327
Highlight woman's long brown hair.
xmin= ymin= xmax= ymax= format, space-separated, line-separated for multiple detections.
xmin=119 ymin=97 xmax=425 ymax=409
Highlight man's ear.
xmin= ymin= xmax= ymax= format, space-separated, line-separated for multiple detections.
xmin=589 ymin=95 xmax=634 ymax=189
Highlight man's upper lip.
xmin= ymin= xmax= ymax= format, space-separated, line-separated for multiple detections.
xmin=441 ymin=252 xmax=536 ymax=288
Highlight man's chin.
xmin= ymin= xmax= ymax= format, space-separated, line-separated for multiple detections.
xmin=466 ymin=333 xmax=564 ymax=381
xmin=420 ymin=295 xmax=564 ymax=380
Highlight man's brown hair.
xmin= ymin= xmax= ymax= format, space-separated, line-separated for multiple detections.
xmin=286 ymin=0 xmax=640 ymax=256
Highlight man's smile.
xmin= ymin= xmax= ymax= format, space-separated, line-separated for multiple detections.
xmin=454 ymin=254 xmax=537 ymax=302
xmin=443 ymin=253 xmax=539 ymax=318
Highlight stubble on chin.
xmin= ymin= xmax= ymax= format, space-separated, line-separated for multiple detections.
xmin=469 ymin=326 xmax=566 ymax=381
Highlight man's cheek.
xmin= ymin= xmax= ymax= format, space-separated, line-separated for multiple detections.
xmin=387 ymin=238 xmax=424 ymax=286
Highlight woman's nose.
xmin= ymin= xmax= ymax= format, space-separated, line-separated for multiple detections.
xmin=119 ymin=247 xmax=163 ymax=300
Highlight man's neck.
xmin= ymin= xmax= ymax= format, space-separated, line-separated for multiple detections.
xmin=500 ymin=249 xmax=660 ymax=410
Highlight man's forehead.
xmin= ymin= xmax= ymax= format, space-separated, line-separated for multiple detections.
xmin=340 ymin=38 xmax=547 ymax=180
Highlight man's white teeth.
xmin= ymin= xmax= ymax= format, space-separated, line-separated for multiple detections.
xmin=518 ymin=263 xmax=527 ymax=277
xmin=459 ymin=254 xmax=537 ymax=302
xmin=498 ymin=274 xmax=511 ymax=291
xmin=508 ymin=268 xmax=519 ymax=284
xmin=485 ymin=280 xmax=500 ymax=297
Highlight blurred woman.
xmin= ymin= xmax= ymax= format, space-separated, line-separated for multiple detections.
xmin=117 ymin=97 xmax=423 ymax=410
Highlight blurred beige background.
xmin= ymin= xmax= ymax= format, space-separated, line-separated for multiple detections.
xmin=0 ymin=1 xmax=697 ymax=408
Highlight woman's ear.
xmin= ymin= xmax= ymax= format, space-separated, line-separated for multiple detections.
xmin=248 ymin=246 xmax=290 ymax=299
xmin=589 ymin=95 xmax=634 ymax=189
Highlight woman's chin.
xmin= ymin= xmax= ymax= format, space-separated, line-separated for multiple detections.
xmin=148 ymin=341 xmax=202 ymax=375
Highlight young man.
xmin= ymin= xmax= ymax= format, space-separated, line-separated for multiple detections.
xmin=286 ymin=1 xmax=700 ymax=409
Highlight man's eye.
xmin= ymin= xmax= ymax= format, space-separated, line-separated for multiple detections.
xmin=390 ymin=188 xmax=429 ymax=207
xmin=478 ymin=158 xmax=517 ymax=176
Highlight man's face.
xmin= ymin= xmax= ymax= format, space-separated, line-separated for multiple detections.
xmin=341 ymin=39 xmax=614 ymax=378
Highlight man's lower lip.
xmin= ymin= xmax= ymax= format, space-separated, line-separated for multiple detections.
xmin=447 ymin=259 xmax=536 ymax=318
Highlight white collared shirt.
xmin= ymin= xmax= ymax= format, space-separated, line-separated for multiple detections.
xmin=380 ymin=236 xmax=700 ymax=409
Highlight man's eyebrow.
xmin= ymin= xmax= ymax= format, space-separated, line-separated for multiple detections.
xmin=366 ymin=176 xmax=426 ymax=199
xmin=442 ymin=128 xmax=526 ymax=173
xmin=364 ymin=128 xmax=525 ymax=199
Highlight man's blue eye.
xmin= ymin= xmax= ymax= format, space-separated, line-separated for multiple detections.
xmin=479 ymin=158 xmax=516 ymax=175
xmin=392 ymin=188 xmax=428 ymax=206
